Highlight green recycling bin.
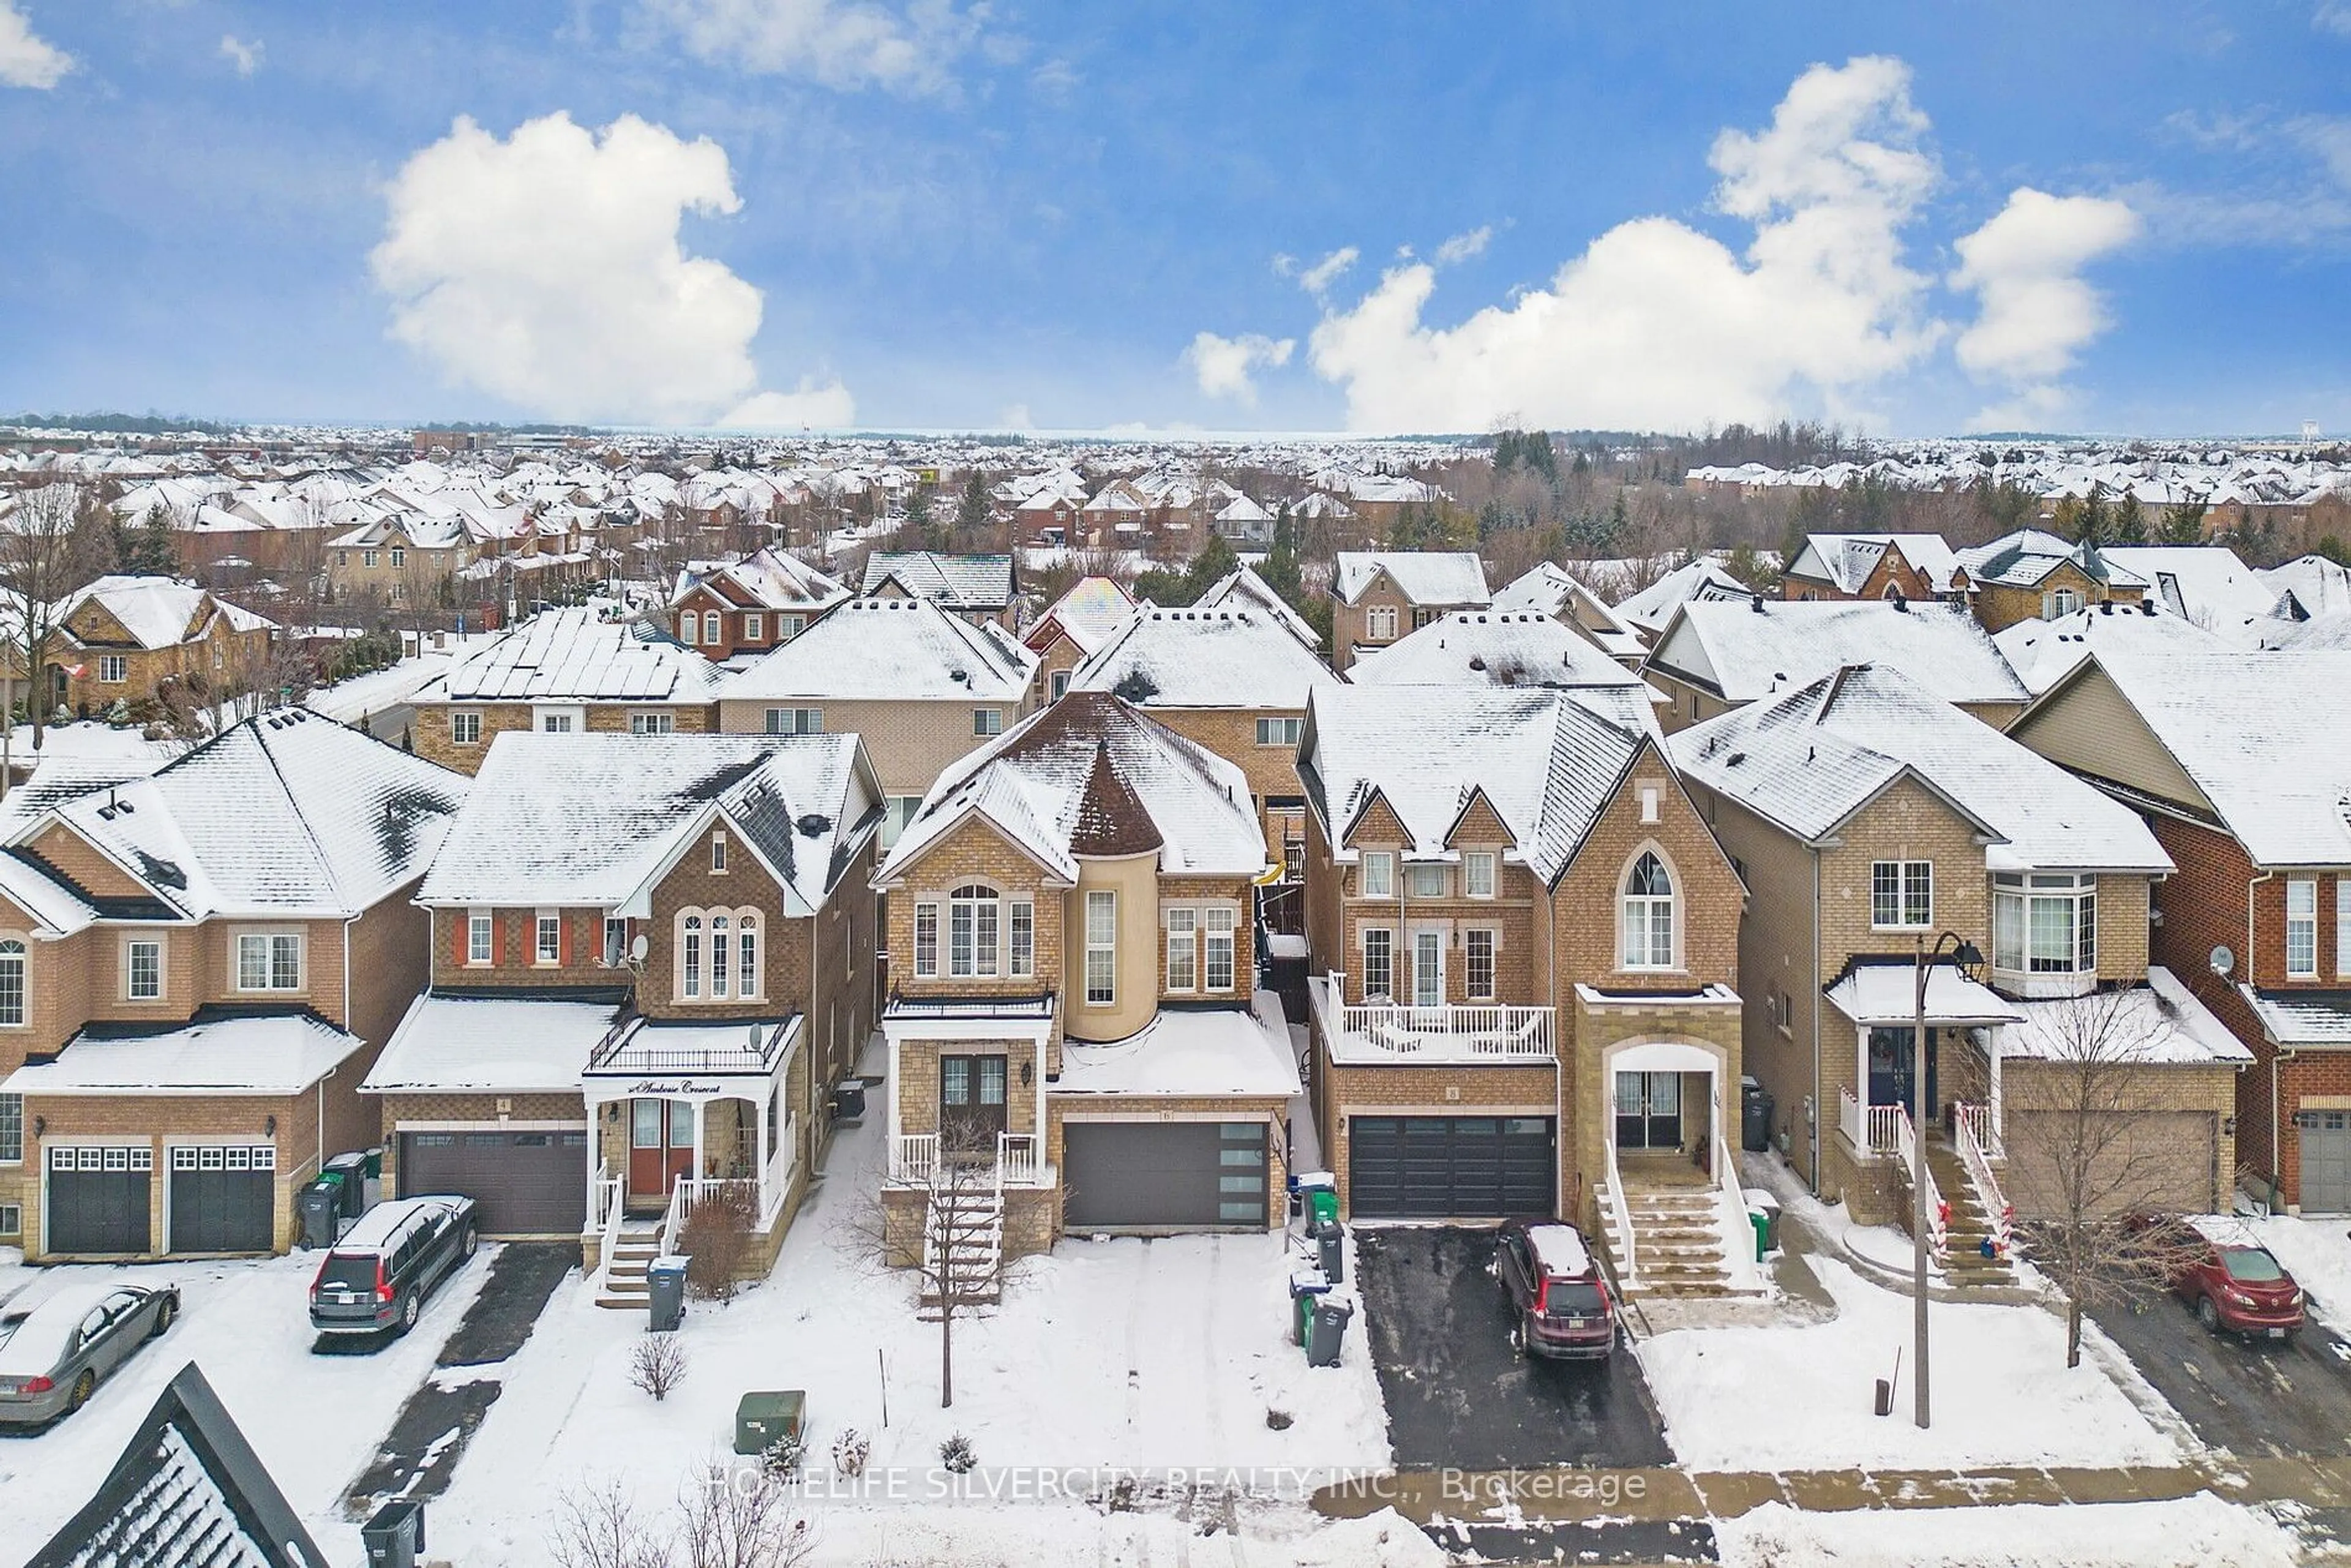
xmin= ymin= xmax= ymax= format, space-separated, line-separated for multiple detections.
xmin=1310 ymin=1189 xmax=1339 ymax=1228
xmin=734 ymin=1390 xmax=806 ymax=1457
xmin=1749 ymin=1207 xmax=1771 ymax=1262
xmin=1289 ymin=1267 xmax=1330 ymax=1346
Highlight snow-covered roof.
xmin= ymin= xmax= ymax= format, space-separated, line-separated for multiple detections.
xmin=1489 ymin=563 xmax=1647 ymax=659
xmin=362 ymin=992 xmax=620 ymax=1094
xmin=4 ymin=1010 xmax=367 ymax=1096
xmin=1024 ymin=575 xmax=1139 ymax=656
xmin=416 ymin=731 xmax=880 ymax=915
xmin=1992 ymin=601 xmax=2230 ymax=695
xmin=877 ymin=691 xmax=1266 ymax=885
xmin=1645 ymin=599 xmax=2029 ymax=709
xmin=861 ymin=552 xmax=1015 ymax=609
xmin=419 ymin=608 xmax=720 ymax=704
xmin=1347 ymin=610 xmax=1652 ymax=693
xmin=719 ymin=597 xmax=1035 ymax=703
xmin=1194 ymin=563 xmax=1321 ymax=648
xmin=2099 ymin=546 xmax=2288 ymax=646
xmin=1053 ymin=999 xmax=1300 ymax=1097
xmin=1954 ymin=530 xmax=2147 ymax=593
xmin=1068 ymin=607 xmax=1341 ymax=711
xmin=1784 ymin=533 xmax=1960 ymax=595
xmin=670 ymin=547 xmax=847 ymax=614
xmin=2263 ymin=611 xmax=2351 ymax=651
xmin=2001 ymin=968 xmax=2252 ymax=1065
xmin=1823 ymin=962 xmax=2025 ymax=1027
xmin=1300 ymin=683 xmax=1659 ymax=882
xmin=1332 ymin=551 xmax=1491 ymax=607
xmin=1526 ymin=1223 xmax=1592 ymax=1278
xmin=1610 ymin=557 xmax=1753 ymax=634
xmin=2260 ymin=555 xmax=2351 ymax=621
xmin=2238 ymin=985 xmax=2351 ymax=1048
xmin=55 ymin=575 xmax=274 ymax=649
xmin=1671 ymin=663 xmax=2170 ymax=872
xmin=13 ymin=708 xmax=467 ymax=919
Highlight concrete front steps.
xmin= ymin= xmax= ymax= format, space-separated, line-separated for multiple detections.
xmin=594 ymin=1225 xmax=662 ymax=1311
xmin=1923 ymin=1137 xmax=2017 ymax=1288
xmin=917 ymin=1183 xmax=1005 ymax=1319
xmin=1597 ymin=1178 xmax=1764 ymax=1302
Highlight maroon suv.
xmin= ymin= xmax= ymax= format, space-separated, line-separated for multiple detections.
xmin=1496 ymin=1218 xmax=1614 ymax=1361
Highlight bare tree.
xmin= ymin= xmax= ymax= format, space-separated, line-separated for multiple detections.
xmin=680 ymin=1179 xmax=759 ymax=1303
xmin=629 ymin=1332 xmax=689 ymax=1401
xmin=1 ymin=481 xmax=103 ymax=748
xmin=2006 ymin=989 xmax=2214 ymax=1367
xmin=849 ymin=1109 xmax=1015 ymax=1411
xmin=675 ymin=1462 xmax=816 ymax=1568
xmin=549 ymin=1478 xmax=667 ymax=1568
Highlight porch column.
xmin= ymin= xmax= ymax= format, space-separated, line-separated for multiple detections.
xmin=691 ymin=1098 xmax=707 ymax=1184
xmin=1856 ymin=1022 xmax=1870 ymax=1111
xmin=1033 ymin=1030 xmax=1048 ymax=1163
xmin=886 ymin=1030 xmax=901 ymax=1149
xmin=754 ymin=1090 xmax=770 ymax=1209
xmin=585 ymin=1095 xmax=601 ymax=1226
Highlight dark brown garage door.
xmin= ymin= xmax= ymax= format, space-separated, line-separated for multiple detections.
xmin=401 ymin=1129 xmax=587 ymax=1235
xmin=1063 ymin=1122 xmax=1267 ymax=1229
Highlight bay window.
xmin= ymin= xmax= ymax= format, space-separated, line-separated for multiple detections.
xmin=1993 ymin=872 xmax=2097 ymax=991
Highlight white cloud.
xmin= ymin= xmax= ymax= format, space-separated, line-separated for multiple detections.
xmin=996 ymin=402 xmax=1032 ymax=430
xmin=1295 ymin=246 xmax=1359 ymax=298
xmin=718 ymin=378 xmax=856 ymax=428
xmin=1304 ymin=56 xmax=1945 ymax=433
xmin=645 ymin=0 xmax=980 ymax=94
xmin=2317 ymin=1 xmax=2351 ymax=36
xmin=1433 ymin=225 xmax=1493 ymax=266
xmin=1949 ymin=187 xmax=2140 ymax=427
xmin=219 ymin=34 xmax=262 ymax=77
xmin=1184 ymin=331 xmax=1294 ymax=404
xmin=372 ymin=113 xmax=778 ymax=425
xmin=0 ymin=2 xmax=72 ymax=89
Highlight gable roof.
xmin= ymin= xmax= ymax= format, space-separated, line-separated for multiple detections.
xmin=1024 ymin=575 xmax=1139 ymax=657
xmin=1954 ymin=529 xmax=2147 ymax=593
xmin=1347 ymin=610 xmax=1654 ymax=693
xmin=877 ymin=691 xmax=1264 ymax=884
xmin=10 ymin=708 xmax=467 ymax=919
xmin=419 ymin=608 xmax=721 ymax=704
xmin=2260 ymin=555 xmax=2351 ymax=620
xmin=1610 ymin=557 xmax=1753 ymax=634
xmin=1490 ymin=562 xmax=1646 ymax=659
xmin=1783 ymin=533 xmax=1960 ymax=595
xmin=1992 ymin=599 xmax=2229 ymax=695
xmin=1068 ymin=606 xmax=1341 ymax=711
xmin=1332 ymin=551 xmax=1491 ymax=607
xmin=669 ymin=547 xmax=847 ymax=615
xmin=56 ymin=576 xmax=275 ymax=650
xmin=416 ymin=732 xmax=880 ymax=915
xmin=1669 ymin=662 xmax=2169 ymax=871
xmin=720 ymin=596 xmax=1035 ymax=703
xmin=861 ymin=552 xmax=1015 ymax=609
xmin=1195 ymin=563 xmax=1320 ymax=647
xmin=2098 ymin=546 xmax=2289 ymax=645
xmin=1643 ymin=598 xmax=2029 ymax=708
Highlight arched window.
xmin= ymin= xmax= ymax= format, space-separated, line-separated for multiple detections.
xmin=703 ymin=610 xmax=724 ymax=645
xmin=949 ymin=884 xmax=1000 ymax=978
xmin=0 ymin=939 xmax=23 ymax=1026
xmin=1621 ymin=852 xmax=1676 ymax=970
xmin=710 ymin=913 xmax=731 ymax=997
xmin=737 ymin=913 xmax=760 ymax=999
xmin=680 ymin=914 xmax=702 ymax=998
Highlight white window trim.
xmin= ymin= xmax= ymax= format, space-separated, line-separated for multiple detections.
xmin=233 ymin=929 xmax=305 ymax=994
xmin=450 ymin=710 xmax=484 ymax=745
xmin=121 ymin=934 xmax=165 ymax=1002
xmin=467 ymin=910 xmax=493 ymax=966
xmin=2287 ymin=877 xmax=2320 ymax=979
xmin=1360 ymin=852 xmax=1395 ymax=899
xmin=1360 ymin=925 xmax=1395 ymax=1002
xmin=2337 ymin=879 xmax=2351 ymax=980
xmin=534 ymin=909 xmax=563 ymax=967
xmin=1870 ymin=859 xmax=1935 ymax=931
xmin=743 ymin=612 xmax=763 ymax=642
xmin=1463 ymin=851 xmax=1496 ymax=899
xmin=1619 ymin=847 xmax=1679 ymax=973
xmin=1463 ymin=926 xmax=1498 ymax=1001
xmin=98 ymin=655 xmax=129 ymax=684
xmin=913 ymin=901 xmax=940 ymax=978
xmin=1084 ymin=888 xmax=1117 ymax=1007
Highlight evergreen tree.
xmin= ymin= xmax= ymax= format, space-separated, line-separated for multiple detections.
xmin=2158 ymin=500 xmax=2209 ymax=546
xmin=2068 ymin=484 xmax=2109 ymax=546
xmin=126 ymin=512 xmax=178 ymax=576
xmin=902 ymin=490 xmax=936 ymax=552
xmin=955 ymin=472 xmax=991 ymax=537
xmin=1183 ymin=531 xmax=1240 ymax=600
xmin=1261 ymin=508 xmax=1305 ymax=605
xmin=2112 ymin=492 xmax=2146 ymax=544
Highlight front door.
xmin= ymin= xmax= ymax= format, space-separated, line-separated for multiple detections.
xmin=628 ymin=1098 xmax=696 ymax=1198
xmin=1614 ymin=1073 xmax=1682 ymax=1151
xmin=1867 ymin=1027 xmax=1940 ymax=1119
xmin=1411 ymin=930 xmax=1445 ymax=1008
xmin=939 ymin=1054 xmax=1008 ymax=1150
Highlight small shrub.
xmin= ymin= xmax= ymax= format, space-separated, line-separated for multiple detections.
xmin=681 ymin=1180 xmax=759 ymax=1302
xmin=831 ymin=1427 xmax=871 ymax=1479
xmin=937 ymin=1433 xmax=977 ymax=1474
xmin=629 ymin=1332 xmax=688 ymax=1401
xmin=1264 ymin=1408 xmax=1294 ymax=1431
xmin=760 ymin=1430 xmax=806 ymax=1479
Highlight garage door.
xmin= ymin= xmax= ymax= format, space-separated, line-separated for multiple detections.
xmin=46 ymin=1144 xmax=152 ymax=1255
xmin=1348 ymin=1116 xmax=1555 ymax=1219
xmin=168 ymin=1145 xmax=277 ymax=1253
xmin=1063 ymin=1122 xmax=1267 ymax=1229
xmin=400 ymin=1130 xmax=587 ymax=1235
xmin=2006 ymin=1110 xmax=2219 ymax=1218
xmin=2298 ymin=1109 xmax=2351 ymax=1215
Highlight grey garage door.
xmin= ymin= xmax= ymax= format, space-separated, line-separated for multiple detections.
xmin=402 ymin=1130 xmax=587 ymax=1235
xmin=168 ymin=1144 xmax=276 ymax=1253
xmin=1348 ymin=1116 xmax=1556 ymax=1220
xmin=1063 ymin=1122 xmax=1267 ymax=1229
xmin=2298 ymin=1109 xmax=2351 ymax=1215
xmin=46 ymin=1144 xmax=152 ymax=1255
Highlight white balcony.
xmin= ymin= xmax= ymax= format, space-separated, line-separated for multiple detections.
xmin=1313 ymin=975 xmax=1554 ymax=1065
xmin=888 ymin=1131 xmax=1051 ymax=1190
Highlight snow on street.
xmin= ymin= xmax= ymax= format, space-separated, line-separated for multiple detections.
xmin=1714 ymin=1495 xmax=2300 ymax=1568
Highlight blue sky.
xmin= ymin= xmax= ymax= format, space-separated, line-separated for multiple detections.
xmin=2 ymin=1 xmax=2347 ymax=435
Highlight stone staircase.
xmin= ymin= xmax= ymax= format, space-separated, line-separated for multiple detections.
xmin=917 ymin=1179 xmax=1005 ymax=1318
xmin=1596 ymin=1163 xmax=1757 ymax=1301
xmin=1922 ymin=1135 xmax=2015 ymax=1289
xmin=594 ymin=1225 xmax=662 ymax=1311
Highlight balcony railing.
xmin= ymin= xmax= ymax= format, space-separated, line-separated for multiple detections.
xmin=1332 ymin=998 xmax=1554 ymax=1060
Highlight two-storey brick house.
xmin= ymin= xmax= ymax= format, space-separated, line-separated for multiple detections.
xmin=1329 ymin=551 xmax=1490 ymax=671
xmin=0 ymin=711 xmax=466 ymax=1259
xmin=2009 ymin=650 xmax=2351 ymax=1213
xmin=13 ymin=575 xmax=277 ymax=718
xmin=1297 ymin=683 xmax=1757 ymax=1298
xmin=1779 ymin=534 xmax=1960 ymax=604
xmin=1672 ymin=663 xmax=2242 ymax=1247
xmin=1949 ymin=530 xmax=2150 ymax=634
xmin=667 ymin=547 xmax=849 ymax=663
xmin=363 ymin=731 xmax=883 ymax=1279
xmin=871 ymin=692 xmax=1296 ymax=1263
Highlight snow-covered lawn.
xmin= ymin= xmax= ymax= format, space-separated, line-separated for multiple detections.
xmin=2241 ymin=1214 xmax=2351 ymax=1334
xmin=304 ymin=655 xmax=451 ymax=724
xmin=1637 ymin=1256 xmax=2186 ymax=1472
xmin=426 ymin=1118 xmax=1390 ymax=1564
xmin=0 ymin=1247 xmax=492 ymax=1562
xmin=1715 ymin=1495 xmax=2300 ymax=1568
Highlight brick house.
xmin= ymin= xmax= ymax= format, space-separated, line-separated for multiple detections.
xmin=408 ymin=608 xmax=724 ymax=775
xmin=1640 ymin=598 xmax=2030 ymax=734
xmin=1328 ymin=551 xmax=1491 ymax=672
xmin=1297 ymin=683 xmax=1760 ymax=1299
xmin=324 ymin=514 xmax=472 ymax=609
xmin=716 ymin=598 xmax=1038 ymax=848
xmin=666 ymin=547 xmax=849 ymax=663
xmin=1489 ymin=563 xmax=1650 ymax=665
xmin=1949 ymin=530 xmax=2150 ymax=634
xmin=13 ymin=576 xmax=277 ymax=717
xmin=871 ymin=692 xmax=1297 ymax=1266
xmin=364 ymin=731 xmax=883 ymax=1285
xmin=860 ymin=552 xmax=1019 ymax=631
xmin=2008 ymin=650 xmax=2351 ymax=1213
xmin=1779 ymin=533 xmax=1960 ymax=604
xmin=1672 ymin=662 xmax=2241 ymax=1254
xmin=0 ymin=710 xmax=465 ymax=1260
xmin=1347 ymin=609 xmax=1658 ymax=696
xmin=1022 ymin=576 xmax=1139 ymax=705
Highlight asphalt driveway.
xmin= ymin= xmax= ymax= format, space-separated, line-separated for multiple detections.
xmin=1355 ymin=1226 xmax=1673 ymax=1471
xmin=2091 ymin=1289 xmax=2351 ymax=1461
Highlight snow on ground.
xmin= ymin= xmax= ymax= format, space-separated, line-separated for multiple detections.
xmin=1 ymin=721 xmax=179 ymax=766
xmin=427 ymin=1116 xmax=1390 ymax=1566
xmin=0 ymin=1247 xmax=493 ymax=1562
xmin=2241 ymin=1214 xmax=2351 ymax=1334
xmin=305 ymin=654 xmax=451 ymax=724
xmin=1715 ymin=1495 xmax=2300 ymax=1568
xmin=1637 ymin=1256 xmax=2184 ymax=1472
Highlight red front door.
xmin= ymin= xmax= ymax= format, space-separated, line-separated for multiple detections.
xmin=629 ymin=1099 xmax=696 ymax=1200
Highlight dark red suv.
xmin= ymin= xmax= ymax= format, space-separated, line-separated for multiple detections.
xmin=1496 ymin=1219 xmax=1614 ymax=1361
xmin=2131 ymin=1214 xmax=2305 ymax=1341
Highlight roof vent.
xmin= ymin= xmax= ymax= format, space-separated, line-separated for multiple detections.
xmin=1468 ymin=655 xmax=1486 ymax=671
xmin=1726 ymin=751 xmax=1746 ymax=767
xmin=1891 ymin=593 xmax=1909 ymax=613
xmin=2140 ymin=599 xmax=2156 ymax=616
xmin=795 ymin=812 xmax=830 ymax=838
xmin=1750 ymin=594 xmax=1764 ymax=613
xmin=2099 ymin=600 xmax=2113 ymax=616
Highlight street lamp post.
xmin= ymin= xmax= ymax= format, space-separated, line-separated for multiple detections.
xmin=1911 ymin=930 xmax=1984 ymax=1431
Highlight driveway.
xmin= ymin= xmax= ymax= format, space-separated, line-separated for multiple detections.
xmin=2091 ymin=1290 xmax=2351 ymax=1461
xmin=1355 ymin=1226 xmax=1673 ymax=1470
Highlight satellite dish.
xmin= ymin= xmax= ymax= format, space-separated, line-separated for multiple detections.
xmin=2210 ymin=945 xmax=2235 ymax=978
xmin=631 ymin=934 xmax=650 ymax=962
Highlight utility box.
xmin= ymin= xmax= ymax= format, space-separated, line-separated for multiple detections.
xmin=734 ymin=1390 xmax=806 ymax=1457
xmin=361 ymin=1501 xmax=424 ymax=1568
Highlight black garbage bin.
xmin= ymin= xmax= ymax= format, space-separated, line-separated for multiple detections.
xmin=361 ymin=1500 xmax=424 ymax=1568
xmin=1741 ymin=1075 xmax=1772 ymax=1153
xmin=831 ymin=1081 xmax=867 ymax=1123
xmin=1314 ymin=1221 xmax=1344 ymax=1285
xmin=298 ymin=1179 xmax=341 ymax=1250
xmin=648 ymin=1257 xmax=688 ymax=1333
xmin=325 ymin=1150 xmax=371 ymax=1219
xmin=1306 ymin=1297 xmax=1354 ymax=1367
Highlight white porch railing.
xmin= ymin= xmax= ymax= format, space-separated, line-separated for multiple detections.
xmin=1838 ymin=1085 xmax=1864 ymax=1151
xmin=1839 ymin=1084 xmax=1920 ymax=1158
xmin=891 ymin=1133 xmax=940 ymax=1187
xmin=1952 ymin=1101 xmax=2014 ymax=1259
xmin=1888 ymin=1105 xmax=1948 ymax=1251
xmin=587 ymin=1162 xmax=626 ymax=1289
xmin=1602 ymin=1136 xmax=1637 ymax=1292
xmin=759 ymin=1117 xmax=799 ymax=1228
xmin=1713 ymin=1131 xmax=1768 ymax=1292
xmin=998 ymin=1131 xmax=1042 ymax=1187
xmin=1333 ymin=997 xmax=1554 ymax=1059
xmin=1867 ymin=1103 xmax=1904 ymax=1154
xmin=1955 ymin=1100 xmax=2003 ymax=1161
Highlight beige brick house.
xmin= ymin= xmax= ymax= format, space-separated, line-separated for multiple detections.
xmin=362 ymin=731 xmax=883 ymax=1289
xmin=0 ymin=710 xmax=466 ymax=1260
xmin=12 ymin=575 xmax=277 ymax=718
xmin=1949 ymin=530 xmax=2150 ymax=634
xmin=871 ymin=692 xmax=1296 ymax=1267
xmin=1297 ymin=683 xmax=1760 ymax=1299
xmin=1779 ymin=533 xmax=1960 ymax=604
xmin=1329 ymin=551 xmax=1490 ymax=671
xmin=1673 ymin=662 xmax=2244 ymax=1255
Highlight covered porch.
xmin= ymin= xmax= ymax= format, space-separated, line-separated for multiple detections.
xmin=880 ymin=994 xmax=1058 ymax=1192
xmin=1826 ymin=961 xmax=2021 ymax=1163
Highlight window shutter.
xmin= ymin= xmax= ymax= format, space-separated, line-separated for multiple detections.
xmin=450 ymin=912 xmax=466 ymax=968
xmin=491 ymin=916 xmax=505 ymax=968
xmin=559 ymin=917 xmax=574 ymax=968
